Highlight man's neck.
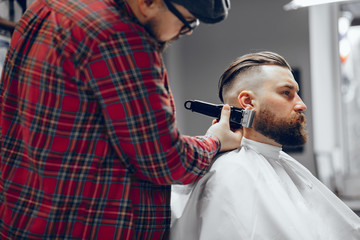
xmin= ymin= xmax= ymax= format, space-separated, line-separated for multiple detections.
xmin=243 ymin=129 xmax=282 ymax=148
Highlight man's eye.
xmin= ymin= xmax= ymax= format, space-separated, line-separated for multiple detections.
xmin=283 ymin=91 xmax=290 ymax=96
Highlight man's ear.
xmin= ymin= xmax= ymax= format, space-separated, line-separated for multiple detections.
xmin=238 ymin=90 xmax=255 ymax=109
xmin=138 ymin=0 xmax=159 ymax=18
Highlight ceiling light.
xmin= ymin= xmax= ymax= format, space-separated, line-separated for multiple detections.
xmin=283 ymin=0 xmax=357 ymax=10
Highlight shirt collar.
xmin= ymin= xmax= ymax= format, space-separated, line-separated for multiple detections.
xmin=241 ymin=137 xmax=282 ymax=160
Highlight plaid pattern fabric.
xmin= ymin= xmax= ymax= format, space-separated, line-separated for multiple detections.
xmin=0 ymin=0 xmax=220 ymax=239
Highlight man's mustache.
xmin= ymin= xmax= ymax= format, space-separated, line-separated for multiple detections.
xmin=293 ymin=113 xmax=306 ymax=125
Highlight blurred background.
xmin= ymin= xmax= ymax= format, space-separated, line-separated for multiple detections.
xmin=164 ymin=0 xmax=313 ymax=172
xmin=1 ymin=0 xmax=360 ymax=213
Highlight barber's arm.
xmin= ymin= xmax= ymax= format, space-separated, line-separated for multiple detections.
xmin=87 ymin=30 xmax=241 ymax=185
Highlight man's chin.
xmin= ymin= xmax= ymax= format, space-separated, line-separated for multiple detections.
xmin=158 ymin=35 xmax=180 ymax=50
xmin=158 ymin=41 xmax=170 ymax=53
xmin=279 ymin=129 xmax=308 ymax=147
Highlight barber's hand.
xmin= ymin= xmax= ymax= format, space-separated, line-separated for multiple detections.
xmin=205 ymin=104 xmax=243 ymax=152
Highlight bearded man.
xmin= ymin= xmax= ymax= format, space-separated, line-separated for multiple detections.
xmin=170 ymin=51 xmax=360 ymax=240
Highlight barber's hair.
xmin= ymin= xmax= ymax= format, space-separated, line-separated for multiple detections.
xmin=218 ymin=51 xmax=292 ymax=103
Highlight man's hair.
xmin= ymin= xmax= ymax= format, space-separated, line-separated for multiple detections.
xmin=218 ymin=51 xmax=292 ymax=103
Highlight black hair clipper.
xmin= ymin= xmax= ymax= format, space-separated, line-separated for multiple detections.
xmin=184 ymin=100 xmax=255 ymax=129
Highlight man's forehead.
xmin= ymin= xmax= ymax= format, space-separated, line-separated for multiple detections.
xmin=259 ymin=65 xmax=298 ymax=90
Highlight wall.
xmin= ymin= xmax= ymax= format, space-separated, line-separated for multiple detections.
xmin=164 ymin=0 xmax=316 ymax=174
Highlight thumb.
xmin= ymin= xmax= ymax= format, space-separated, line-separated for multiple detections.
xmin=219 ymin=104 xmax=231 ymax=126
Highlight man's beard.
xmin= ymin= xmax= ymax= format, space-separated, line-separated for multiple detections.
xmin=144 ymin=21 xmax=178 ymax=53
xmin=254 ymin=108 xmax=308 ymax=147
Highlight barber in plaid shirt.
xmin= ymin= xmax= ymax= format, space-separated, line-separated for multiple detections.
xmin=0 ymin=0 xmax=241 ymax=239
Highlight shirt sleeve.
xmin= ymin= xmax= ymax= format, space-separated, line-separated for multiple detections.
xmin=84 ymin=29 xmax=220 ymax=185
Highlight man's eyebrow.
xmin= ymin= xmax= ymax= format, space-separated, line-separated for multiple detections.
xmin=279 ymin=84 xmax=299 ymax=92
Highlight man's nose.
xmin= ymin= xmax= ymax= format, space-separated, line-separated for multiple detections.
xmin=294 ymin=94 xmax=307 ymax=112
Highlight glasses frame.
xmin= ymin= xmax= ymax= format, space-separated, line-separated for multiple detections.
xmin=163 ymin=0 xmax=200 ymax=35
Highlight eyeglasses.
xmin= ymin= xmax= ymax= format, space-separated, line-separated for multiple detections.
xmin=163 ymin=0 xmax=200 ymax=35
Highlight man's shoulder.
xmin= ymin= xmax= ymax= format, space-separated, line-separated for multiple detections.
xmin=212 ymin=146 xmax=261 ymax=168
xmin=45 ymin=0 xmax=145 ymax=41
xmin=208 ymin=147 xmax=260 ymax=180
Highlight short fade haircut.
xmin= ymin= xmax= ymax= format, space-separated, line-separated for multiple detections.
xmin=218 ymin=51 xmax=292 ymax=103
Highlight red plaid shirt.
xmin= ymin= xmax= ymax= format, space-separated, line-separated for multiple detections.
xmin=0 ymin=0 xmax=220 ymax=239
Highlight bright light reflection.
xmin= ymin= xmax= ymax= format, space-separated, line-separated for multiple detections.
xmin=284 ymin=0 xmax=355 ymax=10
xmin=338 ymin=16 xmax=351 ymax=36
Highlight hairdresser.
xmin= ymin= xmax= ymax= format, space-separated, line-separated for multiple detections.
xmin=0 ymin=0 xmax=242 ymax=238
